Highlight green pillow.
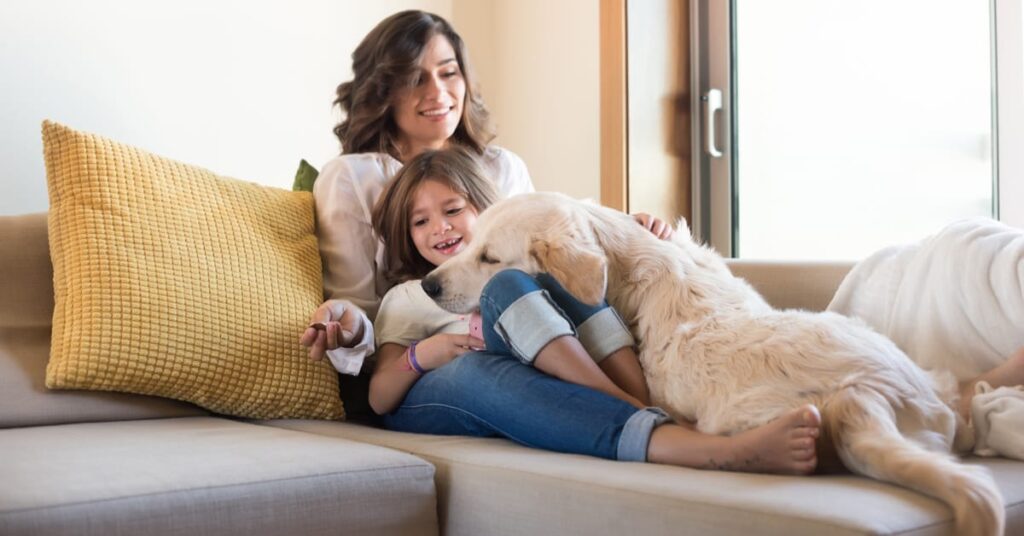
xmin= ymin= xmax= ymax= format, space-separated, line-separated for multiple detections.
xmin=293 ymin=159 xmax=319 ymax=192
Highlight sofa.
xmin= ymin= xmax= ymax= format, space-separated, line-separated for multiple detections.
xmin=2 ymin=211 xmax=1022 ymax=536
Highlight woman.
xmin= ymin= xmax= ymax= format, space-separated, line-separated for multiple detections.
xmin=299 ymin=10 xmax=820 ymax=474
xmin=301 ymin=10 xmax=527 ymax=373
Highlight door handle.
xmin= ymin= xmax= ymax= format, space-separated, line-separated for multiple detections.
xmin=704 ymin=88 xmax=723 ymax=158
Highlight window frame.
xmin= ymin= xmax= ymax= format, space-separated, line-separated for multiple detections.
xmin=995 ymin=0 xmax=1023 ymax=228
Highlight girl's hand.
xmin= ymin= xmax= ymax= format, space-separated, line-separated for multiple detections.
xmin=413 ymin=333 xmax=486 ymax=371
xmin=633 ymin=213 xmax=674 ymax=240
xmin=300 ymin=299 xmax=367 ymax=361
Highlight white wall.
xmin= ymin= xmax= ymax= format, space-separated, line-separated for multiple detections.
xmin=1 ymin=0 xmax=602 ymax=215
xmin=457 ymin=0 xmax=601 ymax=201
xmin=0 ymin=0 xmax=452 ymax=215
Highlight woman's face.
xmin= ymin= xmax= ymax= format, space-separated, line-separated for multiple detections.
xmin=392 ymin=34 xmax=466 ymax=159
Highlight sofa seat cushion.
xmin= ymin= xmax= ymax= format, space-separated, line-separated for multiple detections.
xmin=265 ymin=420 xmax=1024 ymax=536
xmin=0 ymin=417 xmax=437 ymax=536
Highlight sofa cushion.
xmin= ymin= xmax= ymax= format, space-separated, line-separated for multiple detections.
xmin=42 ymin=121 xmax=342 ymax=420
xmin=0 ymin=417 xmax=437 ymax=536
xmin=265 ymin=420 xmax=1024 ymax=536
xmin=0 ymin=213 xmax=55 ymax=328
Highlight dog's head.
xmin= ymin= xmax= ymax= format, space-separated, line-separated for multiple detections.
xmin=421 ymin=192 xmax=608 ymax=314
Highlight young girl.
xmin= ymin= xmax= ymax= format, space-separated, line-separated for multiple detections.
xmin=366 ymin=147 xmax=823 ymax=475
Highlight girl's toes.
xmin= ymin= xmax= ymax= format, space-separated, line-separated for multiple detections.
xmin=793 ymin=448 xmax=816 ymax=462
xmin=791 ymin=437 xmax=815 ymax=450
xmin=796 ymin=458 xmax=818 ymax=475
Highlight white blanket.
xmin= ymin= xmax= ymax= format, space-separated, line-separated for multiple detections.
xmin=973 ymin=381 xmax=1024 ymax=459
xmin=827 ymin=218 xmax=1024 ymax=459
xmin=827 ymin=218 xmax=1024 ymax=381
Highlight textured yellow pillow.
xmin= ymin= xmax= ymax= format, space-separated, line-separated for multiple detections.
xmin=42 ymin=121 xmax=343 ymax=420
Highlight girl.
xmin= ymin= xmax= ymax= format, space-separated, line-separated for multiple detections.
xmin=365 ymin=147 xmax=823 ymax=475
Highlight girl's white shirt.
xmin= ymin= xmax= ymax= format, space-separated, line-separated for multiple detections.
xmin=375 ymin=279 xmax=469 ymax=349
xmin=313 ymin=147 xmax=533 ymax=374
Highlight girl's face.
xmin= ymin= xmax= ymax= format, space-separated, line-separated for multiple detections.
xmin=391 ymin=34 xmax=466 ymax=159
xmin=409 ymin=179 xmax=478 ymax=267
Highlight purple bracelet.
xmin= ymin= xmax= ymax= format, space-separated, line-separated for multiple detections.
xmin=407 ymin=341 xmax=427 ymax=375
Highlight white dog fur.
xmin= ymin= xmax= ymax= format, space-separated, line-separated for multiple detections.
xmin=422 ymin=192 xmax=1005 ymax=536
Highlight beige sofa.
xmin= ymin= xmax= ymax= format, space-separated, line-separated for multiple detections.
xmin=2 ymin=212 xmax=1022 ymax=536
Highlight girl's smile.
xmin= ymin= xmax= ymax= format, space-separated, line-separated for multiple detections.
xmin=433 ymin=236 xmax=464 ymax=255
xmin=409 ymin=179 xmax=478 ymax=267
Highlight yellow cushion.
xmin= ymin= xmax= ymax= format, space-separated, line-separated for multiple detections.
xmin=42 ymin=121 xmax=343 ymax=420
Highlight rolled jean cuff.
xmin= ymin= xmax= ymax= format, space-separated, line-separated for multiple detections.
xmin=494 ymin=290 xmax=575 ymax=365
xmin=576 ymin=308 xmax=635 ymax=363
xmin=617 ymin=407 xmax=671 ymax=462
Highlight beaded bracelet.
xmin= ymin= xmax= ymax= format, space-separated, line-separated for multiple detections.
xmin=407 ymin=340 xmax=427 ymax=375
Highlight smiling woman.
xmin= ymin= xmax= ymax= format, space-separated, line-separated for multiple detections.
xmin=301 ymin=10 xmax=533 ymax=374
xmin=331 ymin=10 xmax=494 ymax=158
xmin=389 ymin=35 xmax=468 ymax=159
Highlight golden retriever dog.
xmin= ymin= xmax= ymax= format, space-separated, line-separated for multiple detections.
xmin=421 ymin=192 xmax=1005 ymax=536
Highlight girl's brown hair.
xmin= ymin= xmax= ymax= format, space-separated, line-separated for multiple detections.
xmin=334 ymin=10 xmax=495 ymax=158
xmin=372 ymin=147 xmax=499 ymax=284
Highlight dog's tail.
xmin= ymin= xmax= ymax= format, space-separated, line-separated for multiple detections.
xmin=824 ymin=387 xmax=1004 ymax=536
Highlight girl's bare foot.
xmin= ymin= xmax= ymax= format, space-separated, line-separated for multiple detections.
xmin=716 ymin=405 xmax=822 ymax=475
xmin=958 ymin=347 xmax=1024 ymax=420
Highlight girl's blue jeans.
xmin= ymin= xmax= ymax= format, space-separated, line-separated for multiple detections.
xmin=381 ymin=269 xmax=669 ymax=462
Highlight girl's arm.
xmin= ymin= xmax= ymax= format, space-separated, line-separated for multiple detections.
xmin=368 ymin=333 xmax=484 ymax=415
xmin=368 ymin=343 xmax=418 ymax=415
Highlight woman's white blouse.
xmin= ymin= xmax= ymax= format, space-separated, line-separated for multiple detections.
xmin=313 ymin=147 xmax=533 ymax=374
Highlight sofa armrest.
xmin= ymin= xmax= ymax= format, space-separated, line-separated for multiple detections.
xmin=724 ymin=259 xmax=854 ymax=312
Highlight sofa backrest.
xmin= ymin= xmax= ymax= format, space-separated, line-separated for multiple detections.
xmin=0 ymin=212 xmax=853 ymax=429
xmin=0 ymin=213 xmax=206 ymax=429
xmin=725 ymin=259 xmax=852 ymax=312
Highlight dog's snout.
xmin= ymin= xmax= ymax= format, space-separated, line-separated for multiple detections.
xmin=421 ymin=277 xmax=442 ymax=298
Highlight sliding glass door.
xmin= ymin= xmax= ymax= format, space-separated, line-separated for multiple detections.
xmin=691 ymin=0 xmax=1022 ymax=259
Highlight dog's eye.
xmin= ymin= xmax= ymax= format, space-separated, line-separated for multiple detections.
xmin=479 ymin=251 xmax=500 ymax=265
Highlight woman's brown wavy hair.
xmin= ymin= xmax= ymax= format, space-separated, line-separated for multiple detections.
xmin=371 ymin=147 xmax=499 ymax=284
xmin=334 ymin=10 xmax=495 ymax=158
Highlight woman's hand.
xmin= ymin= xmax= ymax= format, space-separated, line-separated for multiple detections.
xmin=299 ymin=299 xmax=367 ymax=361
xmin=413 ymin=333 xmax=485 ymax=371
xmin=633 ymin=213 xmax=674 ymax=240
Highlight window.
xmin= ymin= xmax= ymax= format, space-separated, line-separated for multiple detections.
xmin=691 ymin=0 xmax=1023 ymax=259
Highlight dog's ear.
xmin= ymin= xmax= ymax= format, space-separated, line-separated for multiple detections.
xmin=530 ymin=238 xmax=607 ymax=306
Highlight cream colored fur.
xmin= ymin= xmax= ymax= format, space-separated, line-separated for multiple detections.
xmin=423 ymin=192 xmax=1005 ymax=536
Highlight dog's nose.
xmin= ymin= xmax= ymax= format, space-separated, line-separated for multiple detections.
xmin=421 ymin=277 xmax=442 ymax=298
